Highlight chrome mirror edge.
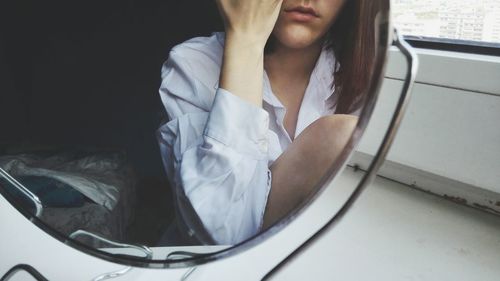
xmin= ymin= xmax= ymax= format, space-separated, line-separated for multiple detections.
xmin=0 ymin=264 xmax=49 ymax=281
xmin=69 ymin=230 xmax=154 ymax=260
xmin=0 ymin=167 xmax=43 ymax=217
xmin=91 ymin=266 xmax=132 ymax=281
xmin=261 ymin=27 xmax=419 ymax=280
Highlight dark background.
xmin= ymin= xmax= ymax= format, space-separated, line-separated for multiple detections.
xmin=0 ymin=0 xmax=223 ymax=244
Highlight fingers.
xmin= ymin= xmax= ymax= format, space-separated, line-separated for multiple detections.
xmin=215 ymin=0 xmax=283 ymax=45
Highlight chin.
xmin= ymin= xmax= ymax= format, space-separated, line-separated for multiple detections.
xmin=273 ymin=26 xmax=322 ymax=50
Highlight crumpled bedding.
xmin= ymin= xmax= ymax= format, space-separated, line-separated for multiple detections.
xmin=0 ymin=153 xmax=124 ymax=210
xmin=0 ymin=175 xmax=89 ymax=208
xmin=0 ymin=151 xmax=137 ymax=243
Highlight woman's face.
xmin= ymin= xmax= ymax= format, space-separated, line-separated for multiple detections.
xmin=272 ymin=0 xmax=346 ymax=49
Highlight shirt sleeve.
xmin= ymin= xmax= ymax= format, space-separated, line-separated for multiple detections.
xmin=157 ymin=49 xmax=272 ymax=245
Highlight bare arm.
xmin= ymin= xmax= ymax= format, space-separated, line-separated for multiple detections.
xmin=216 ymin=0 xmax=283 ymax=106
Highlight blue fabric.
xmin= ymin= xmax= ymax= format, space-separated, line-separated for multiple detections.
xmin=0 ymin=176 xmax=87 ymax=208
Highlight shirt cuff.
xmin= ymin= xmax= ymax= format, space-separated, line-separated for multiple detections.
xmin=204 ymin=88 xmax=270 ymax=157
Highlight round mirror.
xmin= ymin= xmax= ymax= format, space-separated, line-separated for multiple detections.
xmin=0 ymin=0 xmax=390 ymax=266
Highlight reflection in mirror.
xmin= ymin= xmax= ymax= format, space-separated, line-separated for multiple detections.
xmin=157 ymin=0 xmax=385 ymax=247
xmin=0 ymin=0 xmax=389 ymax=262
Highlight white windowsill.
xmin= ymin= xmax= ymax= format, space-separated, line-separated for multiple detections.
xmin=272 ymin=168 xmax=500 ymax=280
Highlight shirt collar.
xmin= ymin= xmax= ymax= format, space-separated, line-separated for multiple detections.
xmin=263 ymin=72 xmax=285 ymax=108
xmin=315 ymin=45 xmax=336 ymax=102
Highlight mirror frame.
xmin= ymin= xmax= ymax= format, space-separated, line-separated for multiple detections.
xmin=0 ymin=0 xmax=403 ymax=271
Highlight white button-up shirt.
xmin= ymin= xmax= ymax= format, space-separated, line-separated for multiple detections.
xmin=157 ymin=32 xmax=336 ymax=245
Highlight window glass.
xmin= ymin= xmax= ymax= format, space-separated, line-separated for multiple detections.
xmin=393 ymin=0 xmax=500 ymax=46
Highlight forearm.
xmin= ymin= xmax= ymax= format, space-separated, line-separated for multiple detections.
xmin=218 ymin=33 xmax=266 ymax=107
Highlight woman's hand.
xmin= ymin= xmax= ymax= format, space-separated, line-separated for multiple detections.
xmin=216 ymin=0 xmax=283 ymax=48
xmin=216 ymin=0 xmax=283 ymax=107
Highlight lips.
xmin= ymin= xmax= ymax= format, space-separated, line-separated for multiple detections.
xmin=284 ymin=5 xmax=319 ymax=22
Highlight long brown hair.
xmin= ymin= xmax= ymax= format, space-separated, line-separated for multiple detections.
xmin=266 ymin=0 xmax=384 ymax=114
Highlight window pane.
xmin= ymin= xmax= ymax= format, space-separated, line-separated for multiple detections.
xmin=393 ymin=0 xmax=500 ymax=46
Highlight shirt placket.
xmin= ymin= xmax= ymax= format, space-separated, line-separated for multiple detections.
xmin=263 ymin=72 xmax=293 ymax=145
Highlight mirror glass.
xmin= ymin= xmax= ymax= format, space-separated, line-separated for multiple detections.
xmin=0 ymin=0 xmax=389 ymax=263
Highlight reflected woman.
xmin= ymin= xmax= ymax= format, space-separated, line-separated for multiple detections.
xmin=158 ymin=0 xmax=379 ymax=245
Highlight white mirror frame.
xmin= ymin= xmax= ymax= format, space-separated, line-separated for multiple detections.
xmin=0 ymin=7 xmax=420 ymax=281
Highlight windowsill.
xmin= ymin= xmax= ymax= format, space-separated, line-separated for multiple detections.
xmin=272 ymin=167 xmax=500 ymax=280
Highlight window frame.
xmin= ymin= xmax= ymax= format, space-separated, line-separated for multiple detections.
xmin=404 ymin=35 xmax=500 ymax=57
